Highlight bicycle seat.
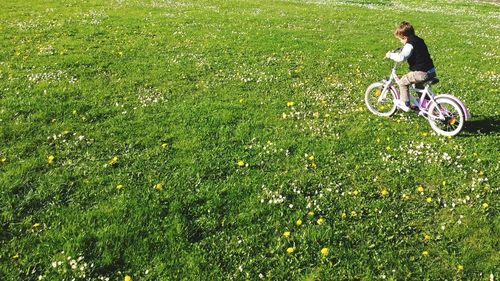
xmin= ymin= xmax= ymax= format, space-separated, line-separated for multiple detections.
xmin=415 ymin=77 xmax=439 ymax=89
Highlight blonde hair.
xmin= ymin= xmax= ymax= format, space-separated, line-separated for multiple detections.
xmin=394 ymin=21 xmax=415 ymax=38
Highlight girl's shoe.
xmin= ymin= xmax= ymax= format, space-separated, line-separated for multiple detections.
xmin=395 ymin=100 xmax=410 ymax=112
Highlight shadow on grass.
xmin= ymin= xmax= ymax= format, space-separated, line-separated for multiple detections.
xmin=462 ymin=115 xmax=499 ymax=135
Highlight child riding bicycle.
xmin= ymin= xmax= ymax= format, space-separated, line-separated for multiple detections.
xmin=385 ymin=21 xmax=436 ymax=112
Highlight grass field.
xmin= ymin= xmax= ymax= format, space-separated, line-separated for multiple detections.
xmin=0 ymin=0 xmax=499 ymax=280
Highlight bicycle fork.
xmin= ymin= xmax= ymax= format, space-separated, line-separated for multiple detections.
xmin=377 ymin=80 xmax=393 ymax=103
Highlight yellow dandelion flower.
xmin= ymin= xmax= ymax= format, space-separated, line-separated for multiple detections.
xmin=320 ymin=247 xmax=329 ymax=256
xmin=1 ymin=157 xmax=6 ymax=163
xmin=162 ymin=143 xmax=168 ymax=148
xmin=308 ymin=155 xmax=315 ymax=161
xmin=424 ymin=234 xmax=431 ymax=241
xmin=457 ymin=265 xmax=464 ymax=271
xmin=296 ymin=219 xmax=302 ymax=226
xmin=154 ymin=183 xmax=162 ymax=191
xmin=307 ymin=211 xmax=315 ymax=217
xmin=350 ymin=211 xmax=357 ymax=217
xmin=479 ymin=170 xmax=484 ymax=176
xmin=482 ymin=202 xmax=489 ymax=208
xmin=283 ymin=231 xmax=290 ymax=238
xmin=317 ymin=217 xmax=325 ymax=225
xmin=109 ymin=156 xmax=118 ymax=165
xmin=237 ymin=160 xmax=245 ymax=167
xmin=353 ymin=190 xmax=359 ymax=196
xmin=310 ymin=162 xmax=317 ymax=169
xmin=324 ymin=113 xmax=330 ymax=118
xmin=116 ymin=184 xmax=124 ymax=190
xmin=32 ymin=223 xmax=41 ymax=228
xmin=426 ymin=197 xmax=432 ymax=203
xmin=380 ymin=189 xmax=389 ymax=197
xmin=402 ymin=193 xmax=409 ymax=200
xmin=422 ymin=251 xmax=429 ymax=257
xmin=286 ymin=247 xmax=295 ymax=254
xmin=422 ymin=132 xmax=428 ymax=137
xmin=12 ymin=253 xmax=19 ymax=260
xmin=48 ymin=155 xmax=55 ymax=164
xmin=417 ymin=185 xmax=424 ymax=193
xmin=287 ymin=101 xmax=295 ymax=107
xmin=341 ymin=212 xmax=347 ymax=219
xmin=124 ymin=275 xmax=132 ymax=281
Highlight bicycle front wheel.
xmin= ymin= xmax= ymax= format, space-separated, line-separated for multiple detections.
xmin=365 ymin=82 xmax=397 ymax=117
xmin=427 ymin=97 xmax=465 ymax=136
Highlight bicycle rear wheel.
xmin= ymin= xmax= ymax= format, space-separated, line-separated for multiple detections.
xmin=427 ymin=97 xmax=465 ymax=136
xmin=365 ymin=82 xmax=397 ymax=117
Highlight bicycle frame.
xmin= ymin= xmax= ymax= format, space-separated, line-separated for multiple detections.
xmin=378 ymin=62 xmax=445 ymax=121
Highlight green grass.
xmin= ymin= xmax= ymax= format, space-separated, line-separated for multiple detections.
xmin=0 ymin=0 xmax=498 ymax=280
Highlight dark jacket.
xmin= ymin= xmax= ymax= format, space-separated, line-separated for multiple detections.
xmin=407 ymin=36 xmax=435 ymax=72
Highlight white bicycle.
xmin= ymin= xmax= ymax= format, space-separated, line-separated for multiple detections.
xmin=365 ymin=58 xmax=470 ymax=136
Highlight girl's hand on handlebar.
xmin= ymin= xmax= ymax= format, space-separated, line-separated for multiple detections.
xmin=385 ymin=51 xmax=392 ymax=59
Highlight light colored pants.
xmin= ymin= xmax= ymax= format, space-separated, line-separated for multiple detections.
xmin=397 ymin=71 xmax=429 ymax=103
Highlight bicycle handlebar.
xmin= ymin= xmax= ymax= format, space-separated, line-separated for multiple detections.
xmin=387 ymin=47 xmax=402 ymax=69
